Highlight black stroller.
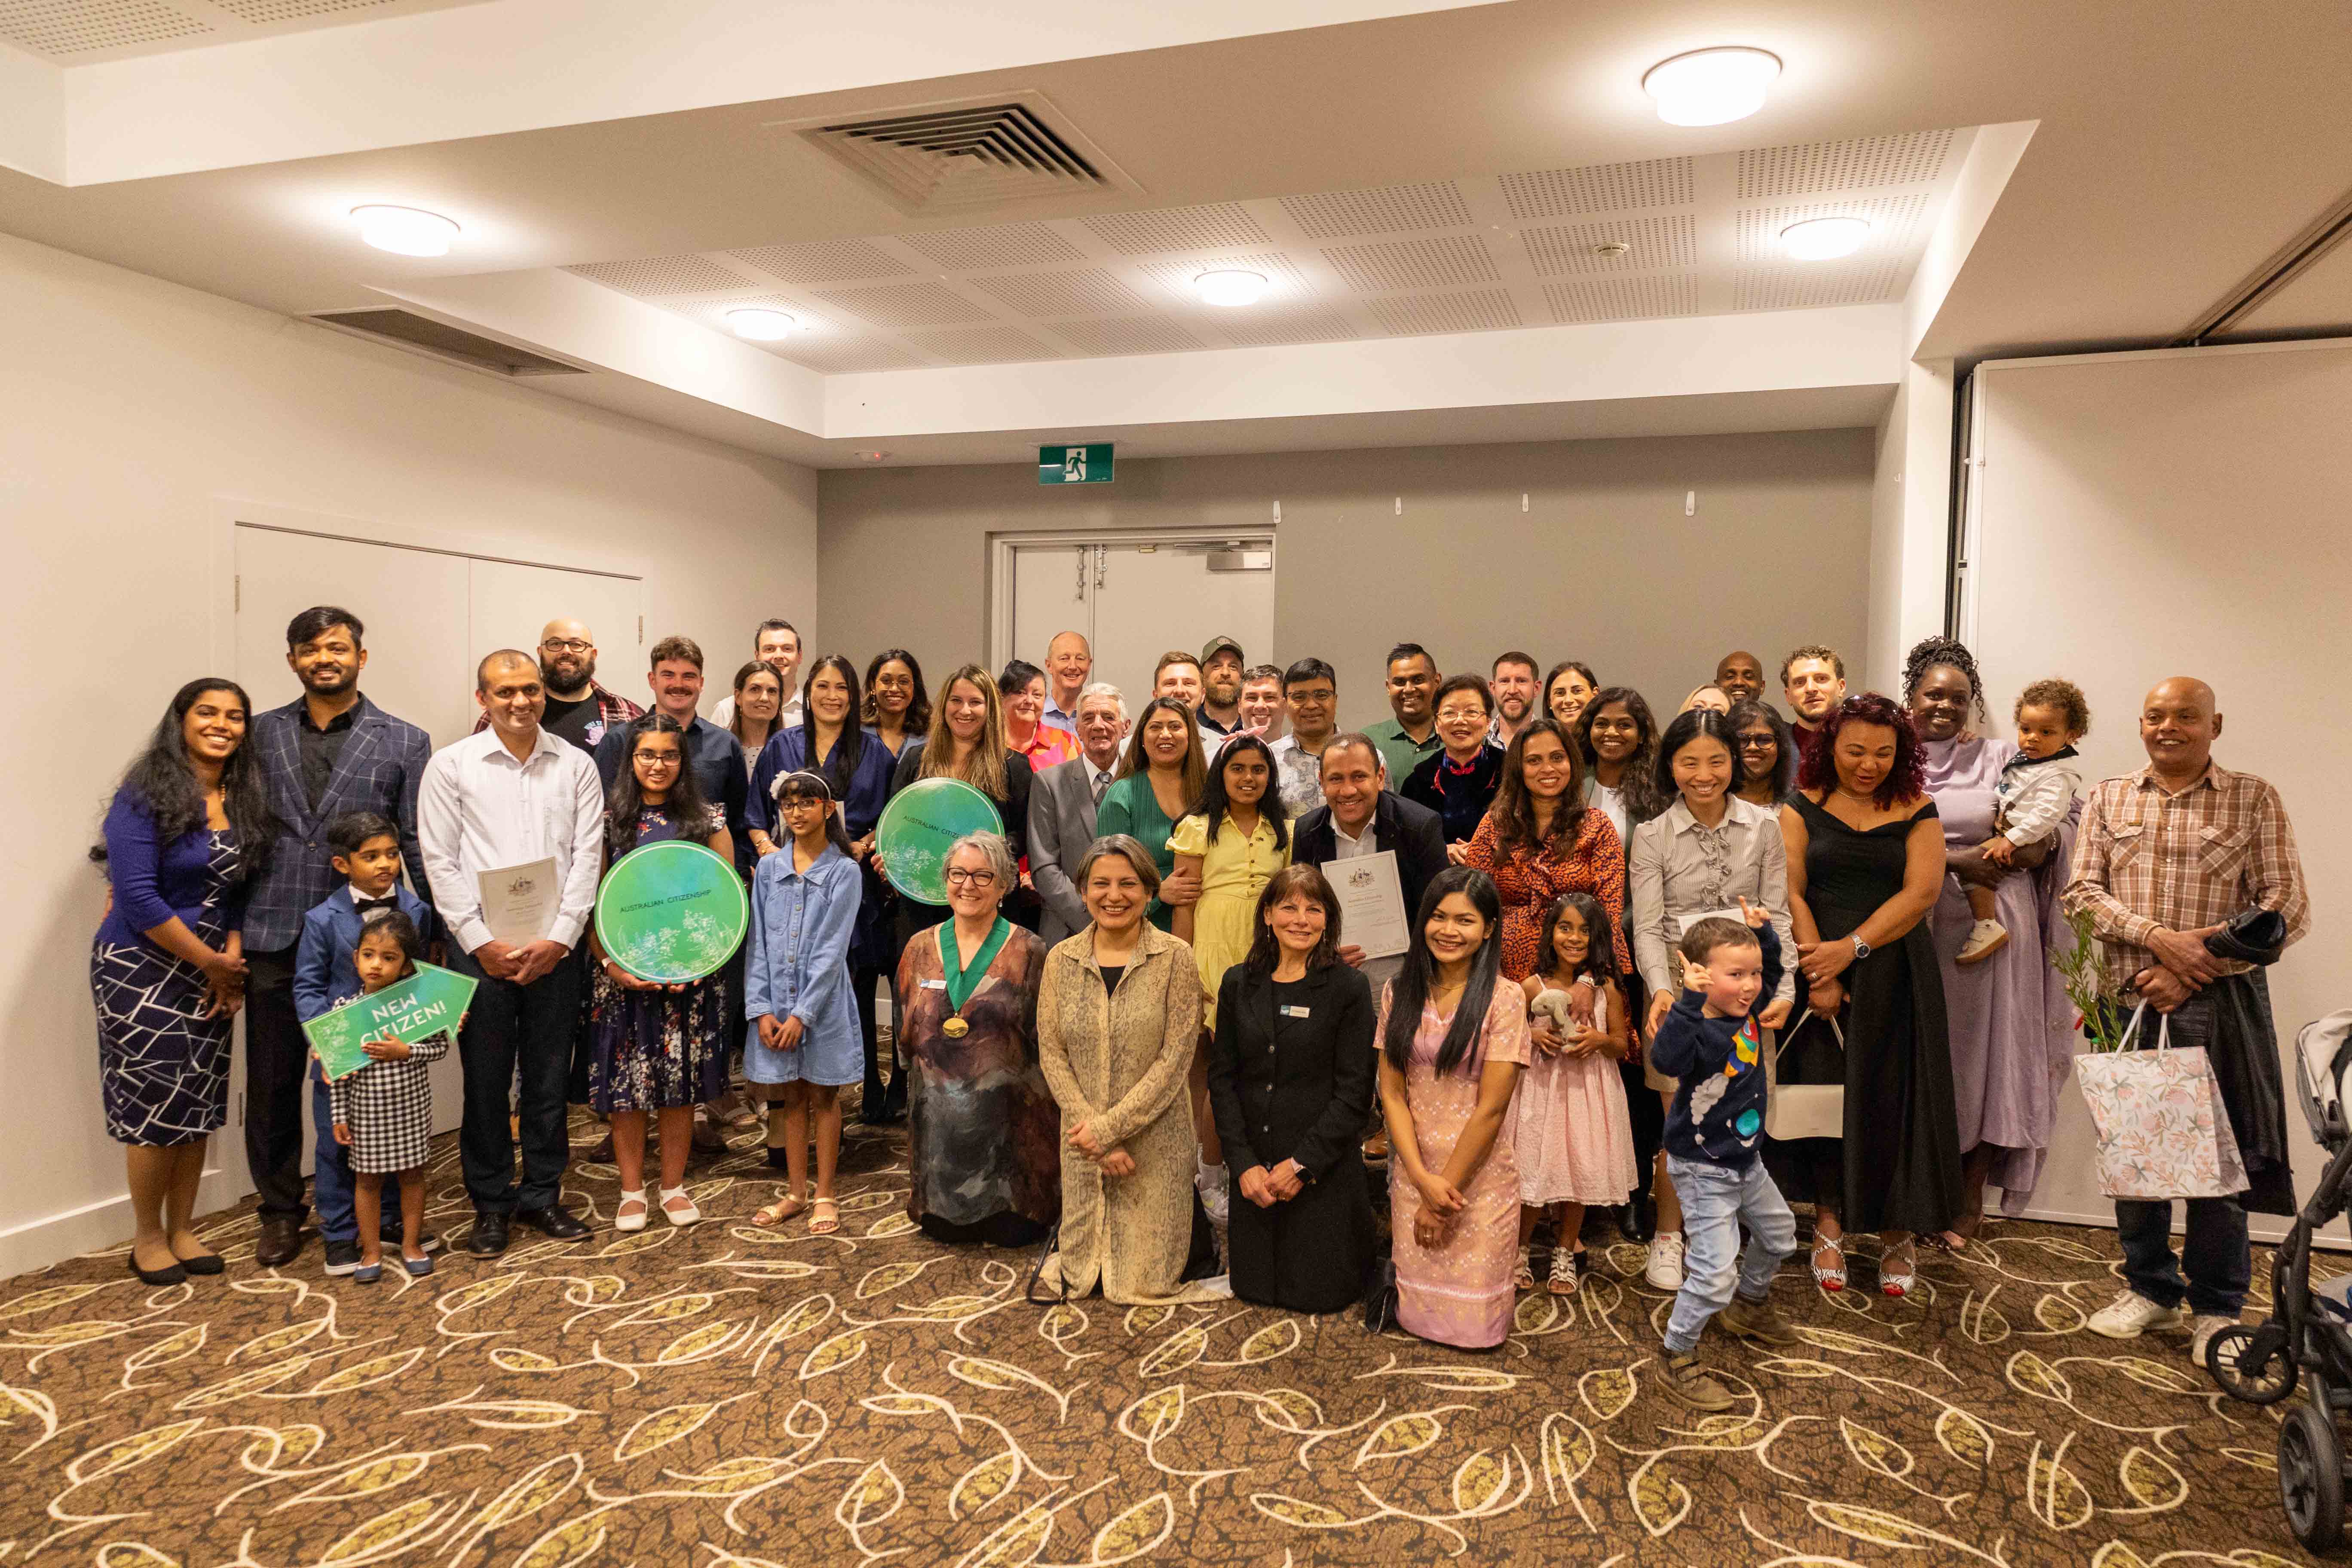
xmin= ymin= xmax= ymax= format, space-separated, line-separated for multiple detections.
xmin=2207 ymin=1007 xmax=2352 ymax=1550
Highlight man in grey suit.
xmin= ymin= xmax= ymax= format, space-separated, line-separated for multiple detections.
xmin=1029 ymin=683 xmax=1129 ymax=943
xmin=240 ymin=606 xmax=435 ymax=1270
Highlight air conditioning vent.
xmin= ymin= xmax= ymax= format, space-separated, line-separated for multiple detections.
xmin=781 ymin=93 xmax=1139 ymax=214
xmin=305 ymin=309 xmax=588 ymax=377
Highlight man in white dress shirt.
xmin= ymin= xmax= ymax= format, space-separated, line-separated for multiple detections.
xmin=1028 ymin=684 xmax=1128 ymax=943
xmin=420 ymin=650 xmax=606 ymax=1256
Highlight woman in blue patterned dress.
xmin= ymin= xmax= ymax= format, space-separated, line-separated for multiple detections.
xmin=585 ymin=714 xmax=734 ymax=1231
xmin=92 ymin=678 xmax=276 ymax=1285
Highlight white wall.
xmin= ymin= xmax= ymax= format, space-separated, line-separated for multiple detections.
xmin=1864 ymin=358 xmax=1955 ymax=695
xmin=1962 ymin=337 xmax=2352 ymax=1241
xmin=0 ymin=230 xmax=817 ymax=1277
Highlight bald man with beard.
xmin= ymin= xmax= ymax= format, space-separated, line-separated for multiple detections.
xmin=2066 ymin=676 xmax=2309 ymax=1367
xmin=474 ymin=619 xmax=642 ymax=753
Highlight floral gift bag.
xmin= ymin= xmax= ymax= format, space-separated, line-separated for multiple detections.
xmin=2075 ymin=1001 xmax=2250 ymax=1200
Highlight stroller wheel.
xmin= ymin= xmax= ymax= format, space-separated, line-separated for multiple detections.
xmin=2209 ymin=1322 xmax=2297 ymax=1404
xmin=2279 ymin=1400 xmax=2346 ymax=1551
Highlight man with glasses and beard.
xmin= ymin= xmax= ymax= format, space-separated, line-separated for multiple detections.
xmin=477 ymin=619 xmax=641 ymax=752
xmin=240 ymin=606 xmax=435 ymax=1271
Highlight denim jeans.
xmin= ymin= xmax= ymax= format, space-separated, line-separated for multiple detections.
xmin=2114 ymin=1196 xmax=2251 ymax=1317
xmin=309 ymin=1061 xmax=402 ymax=1245
xmin=1664 ymin=1154 xmax=1798 ymax=1354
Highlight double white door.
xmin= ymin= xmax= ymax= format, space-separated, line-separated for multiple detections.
xmin=1004 ymin=537 xmax=1277 ymax=707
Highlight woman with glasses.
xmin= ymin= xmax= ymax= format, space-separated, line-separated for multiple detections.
xmin=1403 ymin=674 xmax=1506 ymax=858
xmin=897 ymin=832 xmax=1057 ymax=1247
xmin=1727 ymin=699 xmax=1798 ymax=808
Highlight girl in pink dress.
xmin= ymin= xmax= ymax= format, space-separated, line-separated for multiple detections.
xmin=1513 ymin=892 xmax=1636 ymax=1295
xmin=1376 ymin=867 xmax=1531 ymax=1351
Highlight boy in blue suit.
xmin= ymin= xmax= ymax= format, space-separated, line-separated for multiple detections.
xmin=295 ymin=812 xmax=442 ymax=1274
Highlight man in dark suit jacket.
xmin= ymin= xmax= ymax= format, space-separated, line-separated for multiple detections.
xmin=242 ymin=606 xmax=434 ymax=1270
xmin=1290 ymin=733 xmax=1448 ymax=978
xmin=1029 ymin=684 xmax=1129 ymax=943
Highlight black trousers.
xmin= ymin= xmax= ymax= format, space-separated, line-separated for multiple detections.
xmin=452 ymin=948 xmax=580 ymax=1215
xmin=242 ymin=945 xmax=312 ymax=1221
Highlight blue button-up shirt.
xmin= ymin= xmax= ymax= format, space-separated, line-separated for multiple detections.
xmin=744 ymin=842 xmax=862 ymax=1047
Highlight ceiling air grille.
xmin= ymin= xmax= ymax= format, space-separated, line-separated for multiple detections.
xmin=789 ymin=96 xmax=1135 ymax=214
xmin=306 ymin=310 xmax=586 ymax=377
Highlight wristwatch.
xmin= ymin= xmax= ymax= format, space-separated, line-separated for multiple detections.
xmin=1850 ymin=936 xmax=1872 ymax=960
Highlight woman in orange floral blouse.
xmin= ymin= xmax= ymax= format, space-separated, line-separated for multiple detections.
xmin=1462 ymin=720 xmax=1627 ymax=984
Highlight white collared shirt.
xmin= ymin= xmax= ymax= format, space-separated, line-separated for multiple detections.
xmin=709 ymin=690 xmax=804 ymax=731
xmin=1329 ymin=812 xmax=1377 ymax=858
xmin=418 ymin=725 xmax=606 ymax=955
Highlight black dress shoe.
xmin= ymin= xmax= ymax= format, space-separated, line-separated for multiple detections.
xmin=254 ymin=1216 xmax=303 ymax=1268
xmin=514 ymin=1204 xmax=591 ymax=1240
xmin=1617 ymin=1202 xmax=1655 ymax=1245
xmin=127 ymin=1253 xmax=187 ymax=1287
xmin=466 ymin=1213 xmax=511 ymax=1257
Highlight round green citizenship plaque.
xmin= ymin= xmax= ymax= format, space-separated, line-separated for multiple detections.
xmin=875 ymin=777 xmax=1004 ymax=905
xmin=593 ymin=839 xmax=749 ymax=983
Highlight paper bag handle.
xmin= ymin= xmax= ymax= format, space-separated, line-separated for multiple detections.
xmin=2113 ymin=998 xmax=2173 ymax=1053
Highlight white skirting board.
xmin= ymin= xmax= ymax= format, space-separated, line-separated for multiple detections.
xmin=0 ymin=1163 xmax=251 ymax=1281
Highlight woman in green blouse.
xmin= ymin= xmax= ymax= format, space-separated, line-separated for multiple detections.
xmin=1093 ymin=696 xmax=1206 ymax=931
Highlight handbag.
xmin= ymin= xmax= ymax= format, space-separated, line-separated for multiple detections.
xmin=1764 ymin=1008 xmax=1844 ymax=1142
xmin=2075 ymin=1001 xmax=2251 ymax=1200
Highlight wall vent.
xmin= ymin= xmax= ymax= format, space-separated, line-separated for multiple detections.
xmin=306 ymin=309 xmax=587 ymax=377
xmin=781 ymin=93 xmax=1139 ymax=214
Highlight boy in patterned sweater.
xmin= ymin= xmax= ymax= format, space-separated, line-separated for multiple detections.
xmin=1648 ymin=899 xmax=1800 ymax=1411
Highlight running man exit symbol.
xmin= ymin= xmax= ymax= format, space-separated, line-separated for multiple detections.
xmin=1038 ymin=444 xmax=1115 ymax=485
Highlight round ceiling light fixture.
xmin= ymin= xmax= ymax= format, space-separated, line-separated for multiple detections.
xmin=1780 ymin=215 xmax=1871 ymax=260
xmin=350 ymin=204 xmax=460 ymax=257
xmin=1193 ymin=269 xmax=1270 ymax=308
xmin=1641 ymin=46 xmax=1781 ymax=126
xmin=726 ymin=307 xmax=799 ymax=340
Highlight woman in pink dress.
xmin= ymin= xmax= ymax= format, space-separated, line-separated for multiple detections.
xmin=1376 ymin=866 xmax=1531 ymax=1350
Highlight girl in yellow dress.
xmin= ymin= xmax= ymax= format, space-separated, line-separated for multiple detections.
xmin=1168 ymin=733 xmax=1293 ymax=1221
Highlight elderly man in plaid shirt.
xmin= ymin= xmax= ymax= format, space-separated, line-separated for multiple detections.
xmin=2065 ymin=677 xmax=2310 ymax=1365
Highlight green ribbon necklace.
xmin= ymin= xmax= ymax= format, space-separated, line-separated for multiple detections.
xmin=943 ymin=916 xmax=1014 ymax=1013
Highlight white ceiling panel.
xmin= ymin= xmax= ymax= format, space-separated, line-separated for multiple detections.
xmin=562 ymin=130 xmax=1971 ymax=371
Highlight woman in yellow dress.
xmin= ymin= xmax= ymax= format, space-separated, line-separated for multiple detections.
xmin=1167 ymin=732 xmax=1292 ymax=1220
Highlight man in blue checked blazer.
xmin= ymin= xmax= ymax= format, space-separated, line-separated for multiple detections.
xmin=241 ymin=605 xmax=433 ymax=1270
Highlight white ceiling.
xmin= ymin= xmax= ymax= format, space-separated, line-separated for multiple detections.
xmin=0 ymin=0 xmax=489 ymax=63
xmin=0 ymin=0 xmax=2347 ymax=468
xmin=568 ymin=129 xmax=1970 ymax=372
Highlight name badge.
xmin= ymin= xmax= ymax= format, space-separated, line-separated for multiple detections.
xmin=920 ymin=979 xmax=946 ymax=990
xmin=1280 ymin=1004 xmax=1312 ymax=1018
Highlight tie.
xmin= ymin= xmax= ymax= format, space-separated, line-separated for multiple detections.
xmin=355 ymin=896 xmax=399 ymax=920
xmin=1091 ymin=770 xmax=1110 ymax=805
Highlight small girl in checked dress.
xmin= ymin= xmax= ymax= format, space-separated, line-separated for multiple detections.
xmin=328 ymin=912 xmax=450 ymax=1283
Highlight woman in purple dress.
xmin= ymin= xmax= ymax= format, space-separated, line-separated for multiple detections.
xmin=1904 ymin=638 xmax=2078 ymax=1249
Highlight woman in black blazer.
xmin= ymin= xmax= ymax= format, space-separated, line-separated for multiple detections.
xmin=1207 ymin=864 xmax=1377 ymax=1313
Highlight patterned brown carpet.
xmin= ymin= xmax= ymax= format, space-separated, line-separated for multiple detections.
xmin=0 ymin=1105 xmax=2325 ymax=1568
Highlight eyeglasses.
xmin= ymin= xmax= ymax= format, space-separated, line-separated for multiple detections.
xmin=542 ymin=639 xmax=593 ymax=654
xmin=1737 ymin=735 xmax=1776 ymax=749
xmin=944 ymin=868 xmax=999 ymax=887
xmin=636 ymin=754 xmax=681 ymax=767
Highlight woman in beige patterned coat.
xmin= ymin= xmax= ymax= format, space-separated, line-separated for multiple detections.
xmin=1036 ymin=834 xmax=1204 ymax=1302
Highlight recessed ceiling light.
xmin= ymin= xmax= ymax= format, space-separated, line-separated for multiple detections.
xmin=1194 ymin=269 xmax=1269 ymax=308
xmin=1780 ymin=216 xmax=1871 ymax=260
xmin=350 ymin=205 xmax=459 ymax=257
xmin=726 ymin=307 xmax=798 ymax=340
xmin=1641 ymin=46 xmax=1781 ymax=126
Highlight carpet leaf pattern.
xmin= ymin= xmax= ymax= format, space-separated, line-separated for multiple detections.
xmin=0 ymin=1111 xmax=2327 ymax=1565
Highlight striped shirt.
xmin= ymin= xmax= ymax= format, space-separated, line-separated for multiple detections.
xmin=2062 ymin=759 xmax=2309 ymax=994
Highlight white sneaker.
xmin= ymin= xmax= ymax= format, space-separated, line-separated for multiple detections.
xmin=1645 ymin=1232 xmax=1686 ymax=1291
xmin=2189 ymin=1313 xmax=2240 ymax=1368
xmin=2087 ymin=1288 xmax=2187 ymax=1339
xmin=1956 ymin=919 xmax=2011 ymax=966
xmin=1197 ymin=1163 xmax=1229 ymax=1226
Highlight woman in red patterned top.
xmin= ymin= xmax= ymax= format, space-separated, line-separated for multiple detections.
xmin=1463 ymin=720 xmax=1627 ymax=983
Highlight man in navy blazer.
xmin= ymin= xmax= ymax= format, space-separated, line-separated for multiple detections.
xmin=1289 ymin=733 xmax=1449 ymax=980
xmin=240 ymin=606 xmax=434 ymax=1269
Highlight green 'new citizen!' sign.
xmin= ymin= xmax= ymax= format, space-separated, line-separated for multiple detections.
xmin=303 ymin=962 xmax=477 ymax=1082
xmin=1038 ymin=444 xmax=1114 ymax=485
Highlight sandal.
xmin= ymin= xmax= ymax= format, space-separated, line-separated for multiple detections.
xmin=752 ymin=1194 xmax=807 ymax=1227
xmin=659 ymin=1186 xmax=701 ymax=1227
xmin=614 ymin=1189 xmax=649 ymax=1233
xmin=1810 ymin=1230 xmax=1847 ymax=1292
xmin=809 ymin=1198 xmax=840 ymax=1235
xmin=1548 ymin=1246 xmax=1583 ymax=1296
xmin=1514 ymin=1243 xmax=1536 ymax=1292
xmin=1880 ymin=1238 xmax=1917 ymax=1298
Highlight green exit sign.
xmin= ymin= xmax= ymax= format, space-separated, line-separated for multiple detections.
xmin=1038 ymin=444 xmax=1114 ymax=485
